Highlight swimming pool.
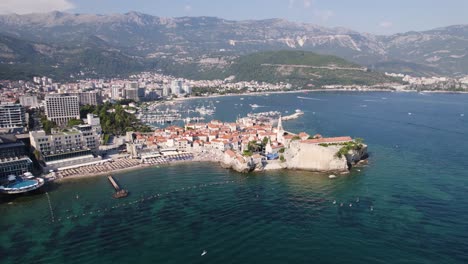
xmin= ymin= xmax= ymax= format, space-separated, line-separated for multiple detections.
xmin=8 ymin=180 xmax=38 ymax=189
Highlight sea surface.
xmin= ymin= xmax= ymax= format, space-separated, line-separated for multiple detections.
xmin=1 ymin=91 xmax=468 ymax=263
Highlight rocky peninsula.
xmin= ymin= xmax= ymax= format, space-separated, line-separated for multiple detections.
xmin=53 ymin=113 xmax=368 ymax=180
xmin=218 ymin=116 xmax=368 ymax=174
xmin=220 ymin=136 xmax=368 ymax=174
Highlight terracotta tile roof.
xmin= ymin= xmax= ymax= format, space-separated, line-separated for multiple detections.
xmin=252 ymin=154 xmax=263 ymax=159
xmin=225 ymin=149 xmax=236 ymax=158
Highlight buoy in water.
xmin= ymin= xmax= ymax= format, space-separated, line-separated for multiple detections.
xmin=332 ymin=200 xmax=336 ymax=204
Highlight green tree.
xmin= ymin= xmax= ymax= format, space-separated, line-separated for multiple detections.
xmin=280 ymin=155 xmax=285 ymax=162
xmin=67 ymin=118 xmax=83 ymax=127
xmin=41 ymin=119 xmax=56 ymax=134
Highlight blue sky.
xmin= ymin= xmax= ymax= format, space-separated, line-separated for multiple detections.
xmin=1 ymin=0 xmax=467 ymax=34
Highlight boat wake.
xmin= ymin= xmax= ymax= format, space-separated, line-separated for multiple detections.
xmin=297 ymin=96 xmax=326 ymax=101
xmin=250 ymin=104 xmax=266 ymax=108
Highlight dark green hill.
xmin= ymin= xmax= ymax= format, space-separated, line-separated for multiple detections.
xmin=234 ymin=50 xmax=357 ymax=67
xmin=226 ymin=50 xmax=399 ymax=87
xmin=0 ymin=40 xmax=400 ymax=87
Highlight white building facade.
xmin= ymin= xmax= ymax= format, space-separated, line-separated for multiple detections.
xmin=0 ymin=104 xmax=26 ymax=128
xmin=45 ymin=95 xmax=80 ymax=126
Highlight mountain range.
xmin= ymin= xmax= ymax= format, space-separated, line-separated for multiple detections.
xmin=0 ymin=11 xmax=467 ymax=80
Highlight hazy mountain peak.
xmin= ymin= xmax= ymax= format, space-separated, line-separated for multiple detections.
xmin=0 ymin=11 xmax=467 ymax=76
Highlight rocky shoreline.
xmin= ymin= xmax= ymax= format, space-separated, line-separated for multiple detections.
xmin=219 ymin=142 xmax=368 ymax=174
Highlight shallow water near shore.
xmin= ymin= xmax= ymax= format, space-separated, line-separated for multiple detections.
xmin=1 ymin=91 xmax=468 ymax=263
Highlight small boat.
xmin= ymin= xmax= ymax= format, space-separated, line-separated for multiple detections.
xmin=240 ymin=98 xmax=244 ymax=100
xmin=250 ymin=104 xmax=261 ymax=108
xmin=201 ymin=250 xmax=207 ymax=256
xmin=328 ymin=174 xmax=336 ymax=179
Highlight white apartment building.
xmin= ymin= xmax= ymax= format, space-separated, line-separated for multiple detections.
xmin=0 ymin=104 xmax=26 ymax=128
xmin=30 ymin=125 xmax=100 ymax=161
xmin=171 ymin=80 xmax=183 ymax=96
xmin=19 ymin=95 xmax=39 ymax=108
xmin=111 ymin=86 xmax=123 ymax=100
xmin=45 ymin=95 xmax=80 ymax=126
xmin=70 ymin=91 xmax=102 ymax=106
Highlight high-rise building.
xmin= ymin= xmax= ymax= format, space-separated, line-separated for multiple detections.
xmin=19 ymin=95 xmax=39 ymax=108
xmin=171 ymin=80 xmax=183 ymax=96
xmin=138 ymin=87 xmax=145 ymax=99
xmin=125 ymin=87 xmax=145 ymax=102
xmin=70 ymin=91 xmax=102 ymax=106
xmin=182 ymin=84 xmax=192 ymax=94
xmin=111 ymin=86 xmax=123 ymax=100
xmin=163 ymin=86 xmax=171 ymax=97
xmin=124 ymin=88 xmax=138 ymax=101
xmin=44 ymin=95 xmax=80 ymax=126
xmin=0 ymin=104 xmax=26 ymax=128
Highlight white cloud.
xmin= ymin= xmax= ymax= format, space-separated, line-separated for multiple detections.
xmin=379 ymin=21 xmax=393 ymax=28
xmin=303 ymin=0 xmax=312 ymax=8
xmin=0 ymin=0 xmax=74 ymax=14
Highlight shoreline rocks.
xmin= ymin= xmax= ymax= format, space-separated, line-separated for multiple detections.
xmin=219 ymin=142 xmax=368 ymax=174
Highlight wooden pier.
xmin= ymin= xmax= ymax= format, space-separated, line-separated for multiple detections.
xmin=108 ymin=175 xmax=128 ymax=199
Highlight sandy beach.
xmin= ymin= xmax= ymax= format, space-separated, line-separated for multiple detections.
xmin=55 ymin=153 xmax=218 ymax=182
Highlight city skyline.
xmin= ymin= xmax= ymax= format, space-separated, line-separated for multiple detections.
xmin=0 ymin=0 xmax=467 ymax=34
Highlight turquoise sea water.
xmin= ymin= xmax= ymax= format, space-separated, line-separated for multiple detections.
xmin=1 ymin=92 xmax=468 ymax=263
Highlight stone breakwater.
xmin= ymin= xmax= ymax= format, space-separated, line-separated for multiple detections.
xmin=220 ymin=142 xmax=368 ymax=173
